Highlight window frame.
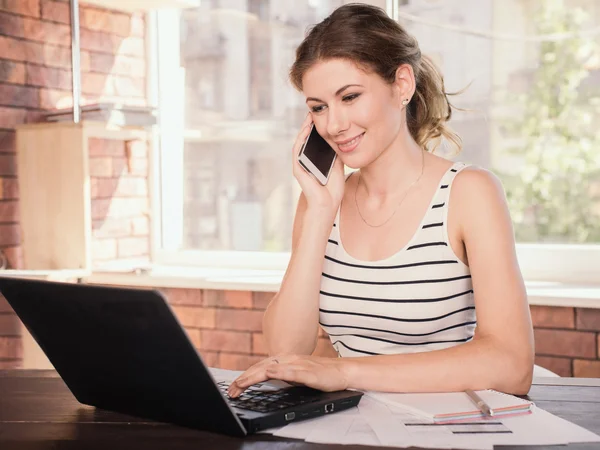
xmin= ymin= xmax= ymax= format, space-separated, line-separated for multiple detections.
xmin=147 ymin=6 xmax=600 ymax=286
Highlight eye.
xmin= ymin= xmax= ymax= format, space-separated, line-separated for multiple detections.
xmin=342 ymin=93 xmax=361 ymax=102
xmin=310 ymin=104 xmax=326 ymax=113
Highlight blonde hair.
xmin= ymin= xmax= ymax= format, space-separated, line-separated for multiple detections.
xmin=289 ymin=3 xmax=462 ymax=154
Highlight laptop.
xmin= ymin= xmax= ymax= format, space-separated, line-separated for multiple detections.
xmin=0 ymin=277 xmax=363 ymax=437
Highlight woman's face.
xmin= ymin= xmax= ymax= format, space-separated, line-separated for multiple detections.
xmin=302 ymin=58 xmax=406 ymax=169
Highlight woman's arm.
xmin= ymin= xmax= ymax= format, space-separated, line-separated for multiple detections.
xmin=339 ymin=168 xmax=534 ymax=395
xmin=230 ymin=167 xmax=534 ymax=398
xmin=262 ymin=193 xmax=335 ymax=356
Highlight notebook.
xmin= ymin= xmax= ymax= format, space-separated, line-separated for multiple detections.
xmin=367 ymin=389 xmax=534 ymax=423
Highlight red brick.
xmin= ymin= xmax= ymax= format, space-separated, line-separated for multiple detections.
xmin=573 ymin=359 xmax=600 ymax=378
xmin=576 ymin=308 xmax=600 ymax=332
xmin=534 ymin=329 xmax=596 ymax=358
xmin=81 ymin=72 xmax=109 ymax=96
xmin=0 ymin=61 xmax=25 ymax=84
xmin=80 ymin=28 xmax=117 ymax=54
xmin=0 ymin=359 xmax=21 ymax=369
xmin=199 ymin=350 xmax=219 ymax=368
xmin=0 ymin=178 xmax=19 ymax=199
xmin=530 ymin=306 xmax=574 ymax=329
xmin=0 ymin=107 xmax=27 ymax=129
xmin=3 ymin=245 xmax=23 ymax=269
xmin=0 ymin=84 xmax=38 ymax=108
xmin=0 ymin=294 xmax=11 ymax=312
xmin=0 ymin=313 xmax=20 ymax=336
xmin=172 ymin=306 xmax=215 ymax=329
xmin=40 ymin=43 xmax=78 ymax=69
xmin=113 ymin=156 xmax=148 ymax=177
xmin=201 ymin=330 xmax=251 ymax=353
xmin=26 ymin=64 xmax=71 ymax=90
xmin=218 ymin=353 xmax=263 ymax=371
xmin=534 ymin=356 xmax=572 ymax=377
xmin=89 ymin=52 xmax=145 ymax=78
xmin=0 ymin=200 xmax=19 ymax=222
xmin=0 ymin=11 xmax=25 ymax=39
xmin=0 ymin=35 xmax=25 ymax=61
xmin=39 ymin=88 xmax=73 ymax=110
xmin=89 ymin=158 xmax=113 ymax=177
xmin=91 ymin=198 xmax=148 ymax=220
xmin=91 ymin=238 xmax=117 ymax=261
xmin=216 ymin=309 xmax=263 ymax=332
xmin=252 ymin=333 xmax=267 ymax=356
xmin=204 ymin=290 xmax=253 ymax=309
xmin=0 ymin=130 xmax=15 ymax=153
xmin=0 ymin=155 xmax=16 ymax=177
xmin=0 ymin=336 xmax=22 ymax=359
xmin=23 ymin=17 xmax=70 ymax=46
xmin=89 ymin=138 xmax=124 ymax=157
xmin=160 ymin=288 xmax=203 ymax=307
xmin=185 ymin=328 xmax=201 ymax=350
xmin=80 ymin=8 xmax=131 ymax=37
xmin=117 ymin=236 xmax=148 ymax=258
xmin=0 ymin=0 xmax=40 ymax=17
xmin=0 ymin=223 xmax=20 ymax=246
xmin=41 ymin=1 xmax=69 ymax=24
xmin=253 ymin=291 xmax=275 ymax=310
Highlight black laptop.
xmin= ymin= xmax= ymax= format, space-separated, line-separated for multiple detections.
xmin=0 ymin=277 xmax=363 ymax=436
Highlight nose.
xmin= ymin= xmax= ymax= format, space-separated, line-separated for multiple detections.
xmin=326 ymin=106 xmax=350 ymax=137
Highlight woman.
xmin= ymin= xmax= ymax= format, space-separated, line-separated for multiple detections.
xmin=228 ymin=3 xmax=534 ymax=398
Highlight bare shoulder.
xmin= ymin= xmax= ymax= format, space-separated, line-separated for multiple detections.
xmin=450 ymin=165 xmax=512 ymax=235
xmin=452 ymin=165 xmax=507 ymax=206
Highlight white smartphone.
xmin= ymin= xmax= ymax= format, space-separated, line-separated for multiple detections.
xmin=297 ymin=124 xmax=337 ymax=185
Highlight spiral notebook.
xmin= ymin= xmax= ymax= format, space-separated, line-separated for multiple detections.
xmin=368 ymin=389 xmax=534 ymax=423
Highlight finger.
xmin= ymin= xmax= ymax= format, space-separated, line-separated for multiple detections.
xmin=292 ymin=116 xmax=314 ymax=157
xmin=227 ymin=365 xmax=278 ymax=398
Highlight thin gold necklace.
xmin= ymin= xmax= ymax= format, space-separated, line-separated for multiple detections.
xmin=354 ymin=150 xmax=425 ymax=228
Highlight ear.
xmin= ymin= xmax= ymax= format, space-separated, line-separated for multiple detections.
xmin=393 ymin=64 xmax=415 ymax=107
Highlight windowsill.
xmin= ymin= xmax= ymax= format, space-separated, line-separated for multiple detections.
xmin=1 ymin=268 xmax=599 ymax=309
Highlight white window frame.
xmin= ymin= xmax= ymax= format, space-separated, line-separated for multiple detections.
xmin=147 ymin=7 xmax=600 ymax=285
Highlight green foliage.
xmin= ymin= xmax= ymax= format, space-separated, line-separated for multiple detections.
xmin=498 ymin=0 xmax=600 ymax=243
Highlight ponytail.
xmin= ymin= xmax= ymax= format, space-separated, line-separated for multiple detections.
xmin=407 ymin=55 xmax=462 ymax=154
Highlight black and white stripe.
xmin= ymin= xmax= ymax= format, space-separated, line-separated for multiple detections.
xmin=319 ymin=162 xmax=476 ymax=356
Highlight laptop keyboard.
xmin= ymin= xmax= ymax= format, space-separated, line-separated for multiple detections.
xmin=217 ymin=381 xmax=322 ymax=413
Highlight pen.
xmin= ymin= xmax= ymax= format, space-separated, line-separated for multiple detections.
xmin=465 ymin=389 xmax=495 ymax=417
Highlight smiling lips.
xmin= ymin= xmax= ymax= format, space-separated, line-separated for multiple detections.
xmin=335 ymin=132 xmax=365 ymax=153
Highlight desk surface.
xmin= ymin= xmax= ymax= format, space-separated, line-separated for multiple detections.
xmin=1 ymin=370 xmax=599 ymax=450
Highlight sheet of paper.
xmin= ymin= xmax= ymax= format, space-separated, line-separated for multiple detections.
xmin=357 ymin=395 xmax=414 ymax=448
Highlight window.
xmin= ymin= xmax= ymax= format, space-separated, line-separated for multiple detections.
xmin=153 ymin=0 xmax=600 ymax=283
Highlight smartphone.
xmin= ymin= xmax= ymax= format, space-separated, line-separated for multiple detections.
xmin=297 ymin=124 xmax=337 ymax=185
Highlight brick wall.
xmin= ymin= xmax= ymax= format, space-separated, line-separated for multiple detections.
xmin=163 ymin=288 xmax=332 ymax=371
xmin=164 ymin=289 xmax=600 ymax=376
xmin=532 ymin=305 xmax=600 ymax=377
xmin=0 ymin=0 xmax=149 ymax=368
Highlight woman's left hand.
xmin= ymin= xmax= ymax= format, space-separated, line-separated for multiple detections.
xmin=227 ymin=354 xmax=349 ymax=398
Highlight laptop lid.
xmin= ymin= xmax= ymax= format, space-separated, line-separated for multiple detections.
xmin=0 ymin=277 xmax=247 ymax=437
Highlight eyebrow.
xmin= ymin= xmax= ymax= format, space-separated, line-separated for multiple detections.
xmin=305 ymin=84 xmax=364 ymax=103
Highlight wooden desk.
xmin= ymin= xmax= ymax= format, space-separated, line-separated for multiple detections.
xmin=1 ymin=371 xmax=599 ymax=450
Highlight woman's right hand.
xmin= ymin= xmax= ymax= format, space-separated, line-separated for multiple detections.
xmin=292 ymin=114 xmax=346 ymax=219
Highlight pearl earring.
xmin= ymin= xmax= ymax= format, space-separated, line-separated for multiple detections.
xmin=402 ymin=98 xmax=410 ymax=106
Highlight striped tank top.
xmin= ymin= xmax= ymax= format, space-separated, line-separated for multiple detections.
xmin=319 ymin=162 xmax=476 ymax=357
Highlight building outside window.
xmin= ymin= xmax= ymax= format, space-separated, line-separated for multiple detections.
xmin=154 ymin=0 xmax=600 ymax=283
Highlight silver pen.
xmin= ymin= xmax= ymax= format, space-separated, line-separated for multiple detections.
xmin=465 ymin=389 xmax=495 ymax=417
